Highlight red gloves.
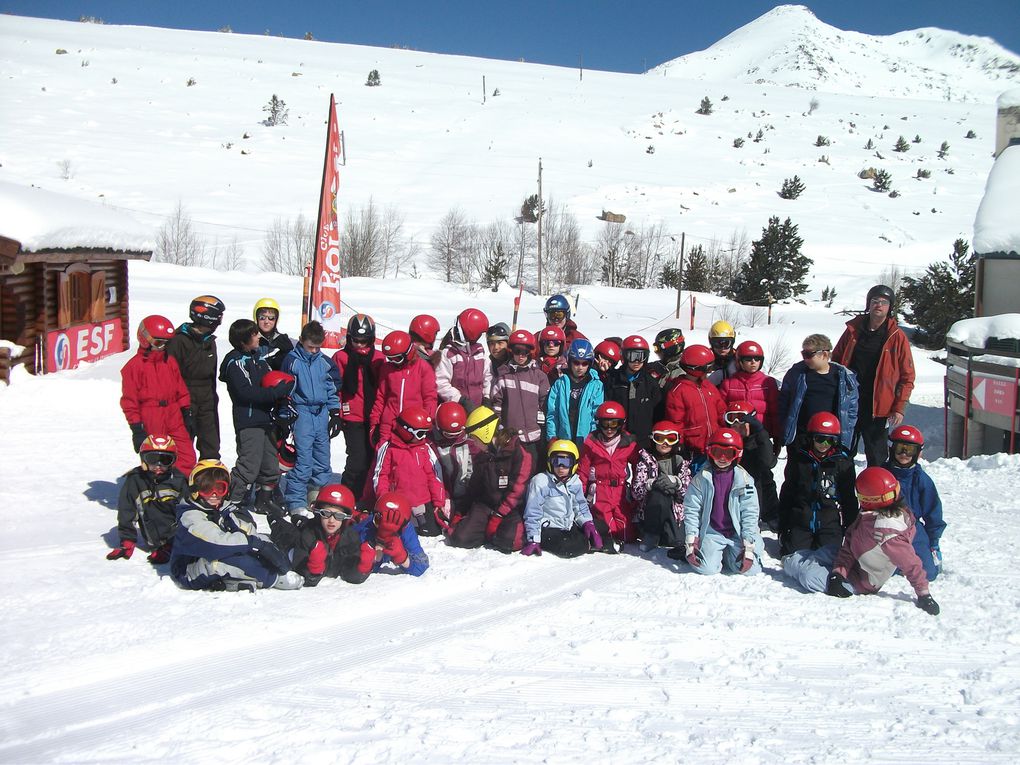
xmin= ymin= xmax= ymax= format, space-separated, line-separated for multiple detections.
xmin=306 ymin=541 xmax=327 ymax=576
xmin=685 ymin=537 xmax=700 ymax=568
xmin=107 ymin=539 xmax=136 ymax=560
xmin=738 ymin=541 xmax=756 ymax=573
xmin=376 ymin=503 xmax=411 ymax=566
xmin=357 ymin=542 xmax=377 ymax=574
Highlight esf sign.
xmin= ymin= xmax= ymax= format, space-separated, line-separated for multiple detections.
xmin=46 ymin=320 xmax=124 ymax=373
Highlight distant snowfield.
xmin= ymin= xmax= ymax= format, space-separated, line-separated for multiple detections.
xmin=2 ymin=262 xmax=1019 ymax=762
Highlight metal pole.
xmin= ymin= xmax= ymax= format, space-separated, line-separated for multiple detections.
xmin=482 ymin=75 xmax=486 ymax=104
xmin=537 ymin=158 xmax=543 ymax=295
xmin=675 ymin=232 xmax=685 ymax=318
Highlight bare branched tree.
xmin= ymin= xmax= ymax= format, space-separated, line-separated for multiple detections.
xmin=342 ymin=199 xmax=383 ymax=278
xmin=209 ymin=236 xmax=245 ymax=271
xmin=260 ymin=214 xmax=313 ymax=275
xmin=767 ymin=329 xmax=793 ymax=376
xmin=155 ymin=201 xmax=207 ymax=267
xmin=428 ymin=208 xmax=475 ymax=283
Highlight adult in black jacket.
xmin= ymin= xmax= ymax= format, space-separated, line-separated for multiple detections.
xmin=606 ymin=335 xmax=662 ymax=444
xmin=254 ymin=298 xmax=295 ymax=371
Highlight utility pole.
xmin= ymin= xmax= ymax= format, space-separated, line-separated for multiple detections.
xmin=537 ymin=158 xmax=544 ymax=294
xmin=674 ymin=232 xmax=685 ymax=318
xmin=579 ymin=54 xmax=583 ymax=82
xmin=482 ymin=75 xmax=486 ymax=104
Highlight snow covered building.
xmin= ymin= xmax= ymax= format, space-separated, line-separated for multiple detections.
xmin=943 ymin=89 xmax=1020 ymax=456
xmin=0 ymin=182 xmax=152 ymax=383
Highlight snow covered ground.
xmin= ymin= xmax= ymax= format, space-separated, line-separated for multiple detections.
xmin=2 ymin=263 xmax=1019 ymax=762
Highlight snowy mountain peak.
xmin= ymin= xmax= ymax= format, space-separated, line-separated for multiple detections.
xmin=652 ymin=4 xmax=1020 ymax=103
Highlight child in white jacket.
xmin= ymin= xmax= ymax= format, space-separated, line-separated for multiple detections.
xmin=522 ymin=440 xmax=603 ymax=558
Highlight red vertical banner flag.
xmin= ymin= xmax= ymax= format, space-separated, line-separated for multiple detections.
xmin=308 ymin=94 xmax=345 ymax=349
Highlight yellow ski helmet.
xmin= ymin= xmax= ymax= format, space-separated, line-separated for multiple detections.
xmin=465 ymin=405 xmax=500 ymax=445
xmin=253 ymin=298 xmax=281 ymax=322
xmin=708 ymin=320 xmax=736 ymax=339
xmin=546 ymin=439 xmax=580 ymax=474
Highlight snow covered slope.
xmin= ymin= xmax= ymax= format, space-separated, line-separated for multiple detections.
xmin=653 ymin=5 xmax=1020 ymax=103
xmin=0 ymin=12 xmax=1007 ymax=294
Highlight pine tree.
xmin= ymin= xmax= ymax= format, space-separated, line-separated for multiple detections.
xmin=778 ymin=175 xmax=805 ymax=200
xmin=659 ymin=261 xmax=681 ymax=289
xmin=365 ymin=69 xmax=381 ymax=87
xmin=683 ymin=245 xmax=713 ymax=293
xmin=732 ymin=217 xmax=811 ymax=304
xmin=482 ymin=242 xmax=511 ymax=292
xmin=262 ymin=94 xmax=288 ymax=126
xmin=893 ymin=135 xmax=910 ymax=152
xmin=937 ymin=140 xmax=950 ymax=158
xmin=900 ymin=238 xmax=975 ymax=348
xmin=697 ymin=96 xmax=713 ymax=115
xmin=872 ymin=169 xmax=893 ymax=192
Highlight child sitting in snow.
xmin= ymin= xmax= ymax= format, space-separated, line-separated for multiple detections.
xmin=521 ymin=440 xmax=603 ymax=558
xmin=682 ymin=428 xmax=763 ymax=576
xmin=360 ymin=492 xmax=430 ymax=577
xmin=106 ymin=435 xmax=187 ymax=564
xmin=884 ymin=425 xmax=946 ymax=581
xmin=630 ymin=421 xmax=692 ymax=553
xmin=782 ymin=467 xmax=940 ymax=616
xmin=169 ymin=460 xmax=303 ymax=592
xmin=269 ymin=483 xmax=371 ymax=586
xmin=431 ymin=402 xmax=475 ymax=524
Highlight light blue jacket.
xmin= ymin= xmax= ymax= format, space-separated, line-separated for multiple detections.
xmin=778 ymin=361 xmax=858 ymax=448
xmin=683 ymin=464 xmax=762 ymax=547
xmin=282 ymin=343 xmax=339 ymax=410
xmin=546 ymin=370 xmax=604 ymax=443
xmin=523 ymin=472 xmax=594 ymax=543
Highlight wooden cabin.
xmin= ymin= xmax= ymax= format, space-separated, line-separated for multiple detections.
xmin=0 ymin=182 xmax=153 ymax=384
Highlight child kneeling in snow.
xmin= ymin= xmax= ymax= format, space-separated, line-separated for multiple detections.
xmin=107 ymin=435 xmax=187 ymax=563
xmin=170 ymin=460 xmax=303 ymax=591
xmin=682 ymin=428 xmax=763 ymax=575
xmin=269 ymin=483 xmax=372 ymax=586
xmin=782 ymin=467 xmax=940 ymax=615
xmin=521 ymin=439 xmax=603 ymax=558
xmin=630 ymin=421 xmax=692 ymax=553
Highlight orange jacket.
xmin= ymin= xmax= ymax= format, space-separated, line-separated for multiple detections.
xmin=832 ymin=316 xmax=914 ymax=418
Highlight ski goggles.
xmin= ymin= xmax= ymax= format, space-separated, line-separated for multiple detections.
xmin=651 ymin=430 xmax=680 ymax=446
xmin=386 ymin=352 xmax=408 ymax=365
xmin=801 ymin=348 xmax=828 ymax=359
xmin=315 ymin=507 xmax=352 ymax=521
xmin=598 ymin=418 xmax=623 ymax=431
xmin=683 ymin=364 xmax=711 ymax=375
xmin=510 ymin=344 xmax=533 ymax=356
xmin=724 ymin=411 xmax=749 ymax=426
xmin=197 ymin=480 xmax=229 ymax=499
xmin=541 ymin=340 xmax=563 ymax=348
xmin=401 ymin=425 xmax=430 ymax=441
xmin=738 ymin=356 xmax=764 ymax=365
xmin=569 ymin=358 xmax=591 ymax=367
xmin=706 ymin=445 xmax=739 ymax=462
xmin=550 ymin=454 xmax=576 ymax=470
xmin=624 ymin=349 xmax=648 ymax=363
xmin=141 ymin=452 xmax=176 ymax=469
xmin=256 ymin=312 xmax=277 ymax=322
xmin=811 ymin=435 xmax=838 ymax=449
xmin=545 ymin=310 xmax=567 ymax=322
xmin=892 ymin=442 xmax=920 ymax=458
xmin=149 ymin=338 xmax=169 ymax=350
xmin=709 ymin=338 xmax=734 ymax=350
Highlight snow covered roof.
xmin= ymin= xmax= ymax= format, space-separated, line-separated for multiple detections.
xmin=947 ymin=313 xmax=1020 ymax=347
xmin=0 ymin=181 xmax=154 ymax=255
xmin=999 ymin=88 xmax=1020 ymax=110
xmin=973 ymin=144 xmax=1020 ymax=257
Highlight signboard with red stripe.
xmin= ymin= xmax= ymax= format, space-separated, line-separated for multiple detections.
xmin=46 ymin=320 xmax=124 ymax=373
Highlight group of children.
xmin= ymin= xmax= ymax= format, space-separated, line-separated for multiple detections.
xmin=109 ymin=293 xmax=945 ymax=615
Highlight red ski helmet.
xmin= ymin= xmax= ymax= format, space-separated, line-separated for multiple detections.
xmin=736 ymin=341 xmax=764 ymax=361
xmin=261 ymin=370 xmax=295 ymax=393
xmin=680 ymin=344 xmax=714 ymax=376
xmin=314 ymin=483 xmax=356 ymax=514
xmin=539 ymin=325 xmax=566 ymax=345
xmin=456 ymin=308 xmax=489 ymax=343
xmin=594 ymin=339 xmax=622 ymax=364
xmin=806 ymin=412 xmax=841 ymax=437
xmin=707 ymin=427 xmax=744 ymax=463
xmin=856 ymin=467 xmax=901 ymax=510
xmin=409 ymin=314 xmax=440 ymax=345
xmin=724 ymin=400 xmax=756 ymax=426
xmin=508 ymin=329 xmax=536 ymax=351
xmin=396 ymin=405 xmax=432 ymax=443
xmin=381 ymin=330 xmax=412 ymax=361
xmin=137 ymin=315 xmax=175 ymax=351
xmin=889 ymin=425 xmax=924 ymax=447
xmin=436 ymin=401 xmax=467 ymax=438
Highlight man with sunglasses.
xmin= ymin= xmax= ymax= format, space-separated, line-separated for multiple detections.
xmin=253 ymin=297 xmax=294 ymax=371
xmin=832 ymin=284 xmax=915 ymax=466
xmin=778 ymin=334 xmax=858 ymax=455
xmin=107 ymin=436 xmax=188 ymax=563
xmin=707 ymin=320 xmax=738 ymax=386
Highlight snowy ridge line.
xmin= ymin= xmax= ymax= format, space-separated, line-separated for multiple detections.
xmin=0 ymin=556 xmax=628 ymax=760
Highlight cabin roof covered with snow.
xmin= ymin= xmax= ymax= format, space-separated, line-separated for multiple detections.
xmin=0 ymin=181 xmax=154 ymax=258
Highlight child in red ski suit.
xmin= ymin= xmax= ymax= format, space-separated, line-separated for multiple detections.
xmin=578 ymin=402 xmax=640 ymax=550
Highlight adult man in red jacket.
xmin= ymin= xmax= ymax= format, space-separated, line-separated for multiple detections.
xmin=832 ymin=285 xmax=915 ymax=467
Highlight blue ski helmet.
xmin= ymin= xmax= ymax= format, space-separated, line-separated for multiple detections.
xmin=567 ymin=339 xmax=594 ymax=362
xmin=544 ymin=294 xmax=571 ymax=319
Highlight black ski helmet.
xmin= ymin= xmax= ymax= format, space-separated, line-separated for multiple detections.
xmin=347 ymin=313 xmax=376 ymax=344
xmin=189 ymin=295 xmax=225 ymax=329
xmin=654 ymin=328 xmax=686 ymax=361
xmin=865 ymin=285 xmax=895 ymax=310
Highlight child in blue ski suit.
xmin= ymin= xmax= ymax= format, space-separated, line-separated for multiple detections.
xmin=281 ymin=321 xmax=341 ymax=516
xmin=885 ymin=425 xmax=946 ymax=580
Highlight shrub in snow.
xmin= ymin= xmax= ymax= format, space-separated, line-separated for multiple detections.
xmin=888 ymin=190 xmax=901 ymax=198
xmin=894 ymin=136 xmax=910 ymax=152
xmin=262 ymin=94 xmax=288 ymax=126
xmin=732 ymin=216 xmax=811 ymax=303
xmin=872 ymin=169 xmax=893 ymax=192
xmin=646 ymin=145 xmax=655 ymax=154
xmin=965 ymin=129 xmax=977 ymax=139
xmin=814 ymin=135 xmax=830 ymax=147
xmin=110 ymin=77 xmax=117 ymax=85
xmin=55 ymin=48 xmax=68 ymax=55
xmin=366 ymin=69 xmax=381 ymax=87
xmin=901 ymin=238 xmax=974 ymax=348
xmin=808 ymin=97 xmax=820 ymax=115
xmin=778 ymin=176 xmax=805 ymax=199
xmin=937 ymin=140 xmax=950 ymax=158
xmin=916 ymin=168 xmax=932 ymax=179
xmin=818 ymin=154 xmax=830 ymax=165
xmin=304 ymin=32 xmax=314 ymax=40
xmin=912 ymin=134 xmax=922 ymax=144
xmin=864 ymin=138 xmax=875 ymax=149
xmin=821 ymin=285 xmax=837 ymax=307
xmin=492 ymin=88 xmax=500 ymax=97
xmin=753 ymin=129 xmax=764 ymax=143
xmin=57 ymin=159 xmax=73 ymax=180
xmin=696 ymin=97 xmax=713 ymax=115
xmin=733 ymin=137 xmax=745 ymax=148
xmin=186 ymin=77 xmax=197 ymax=87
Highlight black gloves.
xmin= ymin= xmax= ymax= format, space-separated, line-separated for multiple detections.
xmin=248 ymin=535 xmax=292 ymax=575
xmin=916 ymin=594 xmax=940 ymax=616
xmin=825 ymin=572 xmax=852 ymax=598
xmin=130 ymin=422 xmax=147 ymax=452
xmin=328 ymin=410 xmax=343 ymax=439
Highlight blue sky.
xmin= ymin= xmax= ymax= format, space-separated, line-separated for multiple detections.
xmin=3 ymin=1 xmax=1018 ymax=72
